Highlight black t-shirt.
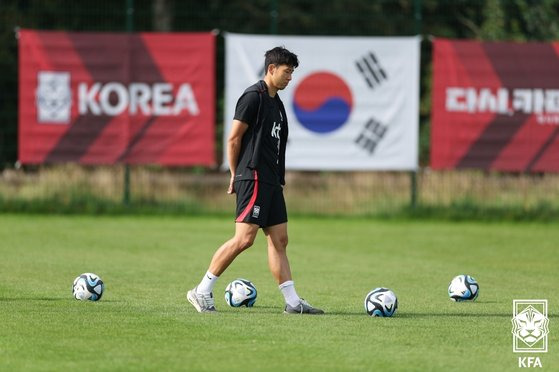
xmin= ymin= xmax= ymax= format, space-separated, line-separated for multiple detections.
xmin=234 ymin=86 xmax=285 ymax=185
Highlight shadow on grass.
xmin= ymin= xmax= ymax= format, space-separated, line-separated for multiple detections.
xmin=218 ymin=305 xmax=281 ymax=314
xmin=0 ymin=297 xmax=68 ymax=302
xmin=395 ymin=312 xmax=513 ymax=318
xmin=221 ymin=305 xmax=519 ymax=318
xmin=324 ymin=311 xmax=559 ymax=319
xmin=0 ymin=297 xmax=122 ymax=303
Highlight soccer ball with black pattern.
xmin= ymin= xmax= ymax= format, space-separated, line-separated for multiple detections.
xmin=224 ymin=278 xmax=257 ymax=307
xmin=72 ymin=273 xmax=104 ymax=301
xmin=448 ymin=274 xmax=479 ymax=302
xmin=364 ymin=287 xmax=398 ymax=317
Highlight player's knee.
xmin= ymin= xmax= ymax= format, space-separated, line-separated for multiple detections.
xmin=280 ymin=235 xmax=288 ymax=249
xmin=271 ymin=235 xmax=288 ymax=251
xmin=236 ymin=236 xmax=255 ymax=251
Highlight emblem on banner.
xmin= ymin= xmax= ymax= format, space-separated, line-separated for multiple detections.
xmin=290 ymin=52 xmax=389 ymax=155
xmin=292 ymin=72 xmax=353 ymax=134
xmin=355 ymin=52 xmax=388 ymax=90
xmin=354 ymin=51 xmax=388 ymax=155
xmin=225 ymin=35 xmax=419 ymax=171
xmin=36 ymin=71 xmax=72 ymax=124
xmin=512 ymin=299 xmax=549 ymax=353
xmin=354 ymin=118 xmax=388 ymax=154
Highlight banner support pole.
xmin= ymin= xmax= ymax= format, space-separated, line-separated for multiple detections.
xmin=123 ymin=0 xmax=134 ymax=206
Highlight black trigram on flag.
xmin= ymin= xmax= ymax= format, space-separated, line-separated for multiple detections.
xmin=355 ymin=118 xmax=388 ymax=155
xmin=355 ymin=52 xmax=387 ymax=89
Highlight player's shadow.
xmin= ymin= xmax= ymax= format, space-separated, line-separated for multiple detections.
xmin=224 ymin=305 xmax=279 ymax=313
xmin=247 ymin=307 xmax=365 ymax=316
xmin=322 ymin=311 xmax=369 ymax=316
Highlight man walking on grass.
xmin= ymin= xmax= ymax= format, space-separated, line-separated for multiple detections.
xmin=187 ymin=46 xmax=324 ymax=315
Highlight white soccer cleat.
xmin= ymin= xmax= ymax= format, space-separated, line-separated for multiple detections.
xmin=187 ymin=286 xmax=217 ymax=313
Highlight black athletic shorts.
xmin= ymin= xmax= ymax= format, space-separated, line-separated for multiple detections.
xmin=234 ymin=178 xmax=287 ymax=228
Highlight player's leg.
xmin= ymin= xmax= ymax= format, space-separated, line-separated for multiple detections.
xmin=263 ymin=222 xmax=291 ymax=284
xmin=263 ymin=223 xmax=323 ymax=314
xmin=187 ymin=222 xmax=259 ymax=313
xmin=188 ymin=178 xmax=261 ymax=313
xmin=263 ymin=186 xmax=324 ymax=315
xmin=209 ymin=222 xmax=259 ymax=276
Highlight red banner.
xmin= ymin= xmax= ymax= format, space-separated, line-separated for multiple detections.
xmin=19 ymin=30 xmax=215 ymax=166
xmin=431 ymin=39 xmax=559 ymax=172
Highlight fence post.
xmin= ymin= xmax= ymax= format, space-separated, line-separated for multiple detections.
xmin=123 ymin=0 xmax=134 ymax=205
xmin=410 ymin=170 xmax=418 ymax=208
xmin=410 ymin=0 xmax=422 ymax=209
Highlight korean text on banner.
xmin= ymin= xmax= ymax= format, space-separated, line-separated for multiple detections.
xmin=431 ymin=38 xmax=559 ymax=172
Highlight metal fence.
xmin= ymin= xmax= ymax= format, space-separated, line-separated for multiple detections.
xmin=2 ymin=0 xmax=559 ymax=216
xmin=2 ymin=165 xmax=559 ymax=216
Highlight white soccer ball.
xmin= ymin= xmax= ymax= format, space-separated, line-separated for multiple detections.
xmin=448 ymin=274 xmax=479 ymax=302
xmin=364 ymin=287 xmax=398 ymax=317
xmin=224 ymin=278 xmax=257 ymax=307
xmin=72 ymin=273 xmax=104 ymax=301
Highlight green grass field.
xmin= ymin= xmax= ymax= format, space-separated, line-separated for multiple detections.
xmin=1 ymin=214 xmax=557 ymax=371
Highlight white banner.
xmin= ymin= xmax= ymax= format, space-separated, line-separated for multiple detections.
xmin=224 ymin=33 xmax=420 ymax=171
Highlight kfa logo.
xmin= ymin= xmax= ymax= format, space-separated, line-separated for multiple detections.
xmin=512 ymin=300 xmax=549 ymax=368
xmin=252 ymin=205 xmax=260 ymax=219
xmin=271 ymin=122 xmax=281 ymax=139
xmin=518 ymin=357 xmax=542 ymax=368
xmin=36 ymin=71 xmax=72 ymax=124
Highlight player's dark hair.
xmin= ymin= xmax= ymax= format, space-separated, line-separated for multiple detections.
xmin=264 ymin=46 xmax=299 ymax=73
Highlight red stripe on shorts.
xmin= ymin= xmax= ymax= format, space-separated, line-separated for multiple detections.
xmin=236 ymin=170 xmax=258 ymax=222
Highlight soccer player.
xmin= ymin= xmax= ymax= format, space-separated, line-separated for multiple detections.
xmin=187 ymin=46 xmax=324 ymax=315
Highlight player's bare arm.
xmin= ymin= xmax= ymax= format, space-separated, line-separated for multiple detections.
xmin=226 ymin=119 xmax=249 ymax=194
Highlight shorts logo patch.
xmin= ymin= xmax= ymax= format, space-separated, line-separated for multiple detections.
xmin=252 ymin=205 xmax=260 ymax=218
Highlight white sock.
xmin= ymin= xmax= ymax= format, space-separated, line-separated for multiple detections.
xmin=279 ymin=280 xmax=301 ymax=308
xmin=196 ymin=271 xmax=219 ymax=294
